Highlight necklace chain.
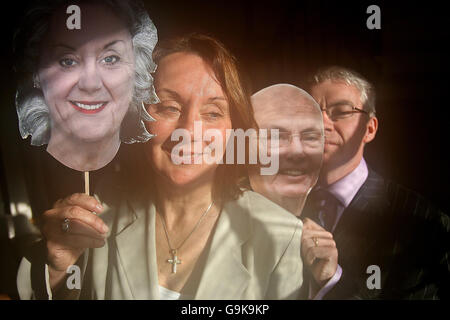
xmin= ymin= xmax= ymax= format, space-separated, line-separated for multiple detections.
xmin=158 ymin=201 xmax=214 ymax=253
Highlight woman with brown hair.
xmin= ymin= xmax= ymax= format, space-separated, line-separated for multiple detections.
xmin=18 ymin=33 xmax=303 ymax=299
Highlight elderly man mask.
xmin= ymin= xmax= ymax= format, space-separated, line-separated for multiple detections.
xmin=249 ymin=84 xmax=324 ymax=216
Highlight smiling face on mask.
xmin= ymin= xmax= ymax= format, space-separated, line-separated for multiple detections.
xmin=37 ymin=3 xmax=135 ymax=170
xmin=249 ymin=84 xmax=324 ymax=214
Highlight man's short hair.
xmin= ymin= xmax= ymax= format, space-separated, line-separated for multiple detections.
xmin=309 ymin=66 xmax=376 ymax=117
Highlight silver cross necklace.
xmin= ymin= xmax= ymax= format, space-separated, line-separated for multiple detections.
xmin=157 ymin=201 xmax=214 ymax=274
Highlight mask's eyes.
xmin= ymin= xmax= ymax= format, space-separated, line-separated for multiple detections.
xmin=59 ymin=58 xmax=78 ymax=68
xmin=302 ymin=132 xmax=322 ymax=142
xmin=302 ymin=131 xmax=323 ymax=148
xmin=102 ymin=55 xmax=120 ymax=65
xmin=277 ymin=131 xmax=291 ymax=142
xmin=267 ymin=130 xmax=288 ymax=148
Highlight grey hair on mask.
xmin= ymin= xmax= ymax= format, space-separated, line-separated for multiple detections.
xmin=13 ymin=0 xmax=159 ymax=146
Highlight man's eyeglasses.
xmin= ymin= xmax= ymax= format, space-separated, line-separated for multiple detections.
xmin=321 ymin=103 xmax=368 ymax=121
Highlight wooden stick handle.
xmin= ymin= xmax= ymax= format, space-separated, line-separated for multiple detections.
xmin=84 ymin=171 xmax=89 ymax=195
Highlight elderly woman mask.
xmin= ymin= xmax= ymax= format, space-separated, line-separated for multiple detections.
xmin=15 ymin=0 xmax=158 ymax=171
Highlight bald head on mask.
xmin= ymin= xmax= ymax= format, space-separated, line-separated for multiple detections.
xmin=249 ymin=84 xmax=324 ymax=216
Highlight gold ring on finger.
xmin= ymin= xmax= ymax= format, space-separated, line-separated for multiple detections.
xmin=312 ymin=237 xmax=319 ymax=247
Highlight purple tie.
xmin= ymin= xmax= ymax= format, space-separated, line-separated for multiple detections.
xmin=311 ymin=189 xmax=339 ymax=232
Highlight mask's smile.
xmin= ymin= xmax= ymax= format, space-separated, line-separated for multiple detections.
xmin=70 ymin=101 xmax=108 ymax=114
xmin=278 ymin=168 xmax=306 ymax=176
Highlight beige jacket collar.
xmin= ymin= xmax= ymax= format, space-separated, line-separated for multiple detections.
xmin=113 ymin=193 xmax=252 ymax=299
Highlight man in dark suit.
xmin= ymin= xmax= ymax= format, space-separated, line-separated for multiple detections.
xmin=301 ymin=66 xmax=449 ymax=299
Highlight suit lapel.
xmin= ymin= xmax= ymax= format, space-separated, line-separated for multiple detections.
xmin=333 ymin=169 xmax=387 ymax=239
xmin=324 ymin=170 xmax=399 ymax=299
xmin=300 ymin=169 xmax=389 ymax=298
xmin=194 ymin=195 xmax=251 ymax=299
xmin=332 ymin=170 xmax=389 ymax=297
xmin=114 ymin=197 xmax=159 ymax=299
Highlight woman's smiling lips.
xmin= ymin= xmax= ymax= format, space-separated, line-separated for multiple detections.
xmin=70 ymin=101 xmax=108 ymax=114
xmin=163 ymin=147 xmax=205 ymax=164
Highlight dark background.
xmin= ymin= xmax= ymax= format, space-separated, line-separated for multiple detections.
xmin=1 ymin=0 xmax=449 ymax=217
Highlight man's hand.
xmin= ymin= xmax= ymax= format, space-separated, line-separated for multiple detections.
xmin=301 ymin=218 xmax=338 ymax=287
